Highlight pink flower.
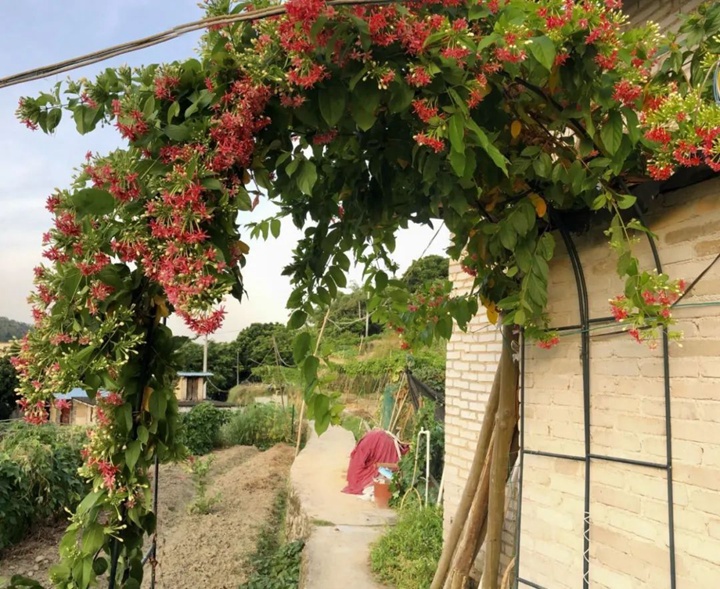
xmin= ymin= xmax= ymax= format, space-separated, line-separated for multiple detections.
xmin=55 ymin=399 xmax=71 ymax=411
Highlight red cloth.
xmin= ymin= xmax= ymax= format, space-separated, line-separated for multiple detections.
xmin=342 ymin=430 xmax=407 ymax=494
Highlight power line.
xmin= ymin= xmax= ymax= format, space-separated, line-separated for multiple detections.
xmin=0 ymin=0 xmax=395 ymax=90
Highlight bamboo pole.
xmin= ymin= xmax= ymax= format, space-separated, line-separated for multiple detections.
xmin=430 ymin=339 xmax=506 ymax=589
xmin=294 ymin=307 xmax=331 ymax=456
xmin=446 ymin=428 xmax=496 ymax=589
xmin=481 ymin=328 xmax=519 ymax=589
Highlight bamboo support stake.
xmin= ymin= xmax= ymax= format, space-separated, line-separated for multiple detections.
xmin=430 ymin=340 xmax=506 ymax=589
xmin=447 ymin=428 xmax=496 ymax=589
xmin=482 ymin=327 xmax=519 ymax=589
xmin=294 ymin=307 xmax=331 ymax=456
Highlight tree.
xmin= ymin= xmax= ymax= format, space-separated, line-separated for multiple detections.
xmin=0 ymin=355 xmax=18 ymax=420
xmin=0 ymin=317 xmax=31 ymax=342
xmin=402 ymin=255 xmax=449 ymax=294
xmin=11 ymin=1 xmax=720 ymax=587
xmin=235 ymin=323 xmax=294 ymax=381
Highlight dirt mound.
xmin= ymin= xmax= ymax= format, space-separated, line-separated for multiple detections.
xmin=150 ymin=444 xmax=294 ymax=589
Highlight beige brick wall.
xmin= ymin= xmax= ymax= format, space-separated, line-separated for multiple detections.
xmin=517 ymin=177 xmax=720 ymax=589
xmin=622 ymin=0 xmax=704 ymax=30
xmin=446 ymin=180 xmax=720 ymax=588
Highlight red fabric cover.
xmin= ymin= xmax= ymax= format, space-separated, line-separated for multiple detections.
xmin=342 ymin=430 xmax=406 ymax=494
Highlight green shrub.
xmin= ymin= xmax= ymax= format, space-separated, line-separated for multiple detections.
xmin=370 ymin=504 xmax=443 ymax=589
xmin=219 ymin=403 xmax=293 ymax=450
xmin=178 ymin=402 xmax=229 ymax=455
xmin=0 ymin=423 xmax=87 ymax=551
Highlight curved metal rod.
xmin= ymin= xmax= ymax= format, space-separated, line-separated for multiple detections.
xmin=513 ymin=329 xmax=526 ymax=586
xmin=555 ymin=216 xmax=591 ymax=589
xmin=633 ymin=203 xmax=677 ymax=589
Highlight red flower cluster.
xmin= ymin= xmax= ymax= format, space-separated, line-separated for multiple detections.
xmin=412 ymin=99 xmax=441 ymax=123
xmin=406 ymin=67 xmax=432 ymax=87
xmin=537 ymin=335 xmax=560 ymax=350
xmin=414 ymin=133 xmax=445 ymax=152
xmin=154 ymin=75 xmax=181 ymax=101
xmin=612 ymin=80 xmax=643 ymax=107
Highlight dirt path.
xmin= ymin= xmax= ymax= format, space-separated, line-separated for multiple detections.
xmin=0 ymin=444 xmax=295 ymax=589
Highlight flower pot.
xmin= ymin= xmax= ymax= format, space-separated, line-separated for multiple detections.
xmin=373 ymin=480 xmax=392 ymax=509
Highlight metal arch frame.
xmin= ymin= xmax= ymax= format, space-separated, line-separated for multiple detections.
xmin=513 ymin=213 xmax=677 ymax=589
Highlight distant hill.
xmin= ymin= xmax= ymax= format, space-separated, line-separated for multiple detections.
xmin=0 ymin=317 xmax=31 ymax=342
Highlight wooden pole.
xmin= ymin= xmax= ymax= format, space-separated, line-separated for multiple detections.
xmin=430 ymin=340 xmax=506 ymax=589
xmin=446 ymin=429 xmax=496 ymax=589
xmin=482 ymin=327 xmax=519 ymax=589
xmin=295 ymin=307 xmax=331 ymax=456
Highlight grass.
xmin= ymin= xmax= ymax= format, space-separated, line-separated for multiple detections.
xmin=370 ymin=504 xmax=443 ymax=589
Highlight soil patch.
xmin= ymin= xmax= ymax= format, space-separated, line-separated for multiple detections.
xmin=0 ymin=444 xmax=295 ymax=589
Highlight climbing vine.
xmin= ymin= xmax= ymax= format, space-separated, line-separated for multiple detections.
xmin=11 ymin=0 xmax=720 ymax=586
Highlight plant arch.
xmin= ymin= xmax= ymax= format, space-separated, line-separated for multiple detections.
xmin=11 ymin=0 xmax=720 ymax=587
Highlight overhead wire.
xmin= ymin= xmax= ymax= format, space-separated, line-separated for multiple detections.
xmin=0 ymin=0 xmax=397 ymax=90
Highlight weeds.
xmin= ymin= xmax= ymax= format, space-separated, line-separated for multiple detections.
xmin=240 ymin=485 xmax=305 ymax=589
xmin=370 ymin=504 xmax=443 ymax=589
xmin=220 ymin=403 xmax=294 ymax=450
xmin=186 ymin=455 xmax=220 ymax=515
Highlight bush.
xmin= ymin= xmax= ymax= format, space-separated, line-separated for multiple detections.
xmin=178 ymin=402 xmax=229 ymax=455
xmin=0 ymin=423 xmax=87 ymax=551
xmin=219 ymin=403 xmax=293 ymax=450
xmin=370 ymin=504 xmax=443 ymax=589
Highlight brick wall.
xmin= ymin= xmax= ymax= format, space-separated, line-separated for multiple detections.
xmin=446 ymin=177 xmax=720 ymax=588
xmin=517 ymin=177 xmax=720 ymax=589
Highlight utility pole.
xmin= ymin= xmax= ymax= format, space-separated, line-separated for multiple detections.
xmin=365 ymin=292 xmax=370 ymax=339
xmin=236 ymin=349 xmax=240 ymax=387
xmin=202 ymin=335 xmax=208 ymax=399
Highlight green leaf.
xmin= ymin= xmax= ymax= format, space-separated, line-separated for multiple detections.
xmin=329 ymin=266 xmax=347 ymax=288
xmin=389 ymin=79 xmax=414 ymax=113
xmin=46 ymin=108 xmax=62 ymax=132
xmin=288 ymin=309 xmax=308 ymax=329
xmin=436 ymin=315 xmax=453 ymax=339
xmin=375 ymin=271 xmax=388 ymax=291
xmin=81 ymin=523 xmax=105 ymax=556
xmin=76 ymin=490 xmax=104 ymax=516
xmin=449 ymin=150 xmax=466 ymax=177
xmin=601 ymin=111 xmax=623 ymax=155
xmin=293 ymin=332 xmax=312 ymax=363
xmin=303 ymin=355 xmax=320 ymax=386
xmin=93 ymin=557 xmax=108 ymax=576
xmin=270 ymin=218 xmax=281 ymax=238
xmin=616 ymin=193 xmax=637 ymax=210
xmin=71 ymin=188 xmax=115 ymax=217
xmin=137 ymin=425 xmax=149 ymax=444
xmin=126 ymin=440 xmax=142 ymax=470
xmin=319 ymin=90 xmax=346 ymax=126
xmin=167 ymin=101 xmax=180 ymax=124
xmin=297 ymin=161 xmax=317 ymax=196
xmin=449 ymin=114 xmax=465 ymax=153
xmin=165 ymin=124 xmax=191 ymax=141
xmin=528 ymin=36 xmax=556 ymax=71
xmin=149 ymin=390 xmax=167 ymax=420
xmin=466 ymin=119 xmax=508 ymax=174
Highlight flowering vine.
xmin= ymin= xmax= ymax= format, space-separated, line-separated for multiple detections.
xmin=11 ymin=0 xmax=720 ymax=586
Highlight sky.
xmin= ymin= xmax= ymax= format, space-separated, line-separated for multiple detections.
xmin=0 ymin=1 xmax=449 ymax=342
